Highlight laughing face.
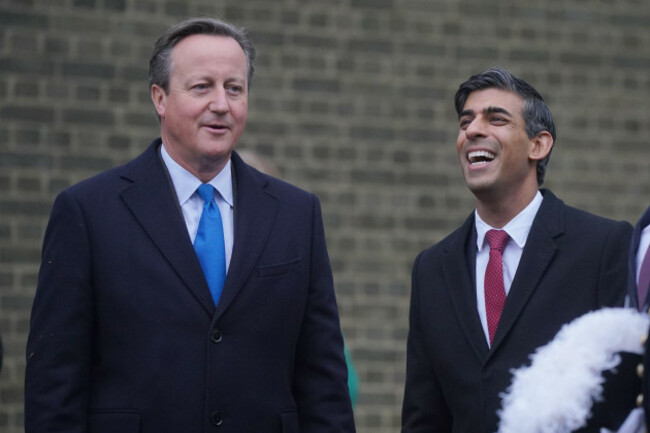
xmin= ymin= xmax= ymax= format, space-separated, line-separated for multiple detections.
xmin=456 ymin=88 xmax=542 ymax=204
xmin=151 ymin=34 xmax=249 ymax=182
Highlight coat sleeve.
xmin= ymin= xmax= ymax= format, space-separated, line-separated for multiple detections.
xmin=401 ymin=252 xmax=452 ymax=433
xmin=25 ymin=190 xmax=94 ymax=433
xmin=292 ymin=194 xmax=356 ymax=432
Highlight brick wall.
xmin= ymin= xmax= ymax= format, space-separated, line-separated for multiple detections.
xmin=1 ymin=0 xmax=650 ymax=431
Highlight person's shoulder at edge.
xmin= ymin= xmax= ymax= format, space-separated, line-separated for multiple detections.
xmin=539 ymin=188 xmax=632 ymax=231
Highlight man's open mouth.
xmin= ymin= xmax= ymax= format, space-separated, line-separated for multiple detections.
xmin=468 ymin=150 xmax=495 ymax=165
xmin=205 ymin=124 xmax=228 ymax=131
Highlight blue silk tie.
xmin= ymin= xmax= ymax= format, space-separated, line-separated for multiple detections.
xmin=194 ymin=184 xmax=226 ymax=306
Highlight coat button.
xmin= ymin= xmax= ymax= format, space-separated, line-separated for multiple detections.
xmin=638 ymin=363 xmax=645 ymax=378
xmin=211 ymin=329 xmax=223 ymax=343
xmin=637 ymin=393 xmax=644 ymax=407
xmin=211 ymin=411 xmax=223 ymax=426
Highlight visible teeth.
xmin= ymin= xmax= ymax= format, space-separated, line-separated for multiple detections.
xmin=468 ymin=150 xmax=495 ymax=163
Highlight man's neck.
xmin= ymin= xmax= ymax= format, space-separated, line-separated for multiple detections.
xmin=476 ymin=188 xmax=540 ymax=229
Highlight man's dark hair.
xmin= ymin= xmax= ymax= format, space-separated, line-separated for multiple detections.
xmin=454 ymin=67 xmax=556 ymax=186
xmin=149 ymin=17 xmax=256 ymax=93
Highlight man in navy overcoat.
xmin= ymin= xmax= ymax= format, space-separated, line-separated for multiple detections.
xmin=401 ymin=68 xmax=632 ymax=433
xmin=25 ymin=17 xmax=355 ymax=433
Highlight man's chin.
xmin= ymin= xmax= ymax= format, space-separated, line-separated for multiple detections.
xmin=197 ymin=143 xmax=235 ymax=161
xmin=464 ymin=176 xmax=493 ymax=194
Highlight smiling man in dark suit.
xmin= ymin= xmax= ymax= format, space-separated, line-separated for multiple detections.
xmin=25 ymin=17 xmax=355 ymax=433
xmin=401 ymin=67 xmax=632 ymax=433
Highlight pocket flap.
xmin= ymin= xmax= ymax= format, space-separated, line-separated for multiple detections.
xmin=257 ymin=257 xmax=301 ymax=277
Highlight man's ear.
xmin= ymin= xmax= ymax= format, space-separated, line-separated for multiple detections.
xmin=529 ymin=131 xmax=553 ymax=162
xmin=151 ymin=84 xmax=167 ymax=119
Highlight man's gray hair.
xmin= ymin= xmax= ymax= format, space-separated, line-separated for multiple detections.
xmin=149 ymin=17 xmax=256 ymax=93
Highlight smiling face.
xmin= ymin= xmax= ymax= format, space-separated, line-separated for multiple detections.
xmin=151 ymin=34 xmax=248 ymax=181
xmin=456 ymin=88 xmax=548 ymax=209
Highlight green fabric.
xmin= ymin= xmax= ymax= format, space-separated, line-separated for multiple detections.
xmin=344 ymin=345 xmax=359 ymax=407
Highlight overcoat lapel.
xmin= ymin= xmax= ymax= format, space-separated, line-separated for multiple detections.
xmin=118 ymin=140 xmax=216 ymax=317
xmin=628 ymin=206 xmax=650 ymax=309
xmin=214 ymin=151 xmax=280 ymax=319
xmin=489 ymin=190 xmax=562 ymax=354
xmin=443 ymin=213 xmax=490 ymax=362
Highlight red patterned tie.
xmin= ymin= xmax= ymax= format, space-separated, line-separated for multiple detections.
xmin=485 ymin=229 xmax=510 ymax=344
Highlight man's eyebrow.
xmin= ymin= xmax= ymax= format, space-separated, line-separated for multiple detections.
xmin=459 ymin=109 xmax=474 ymax=119
xmin=458 ymin=106 xmax=513 ymax=120
xmin=485 ymin=106 xmax=512 ymax=116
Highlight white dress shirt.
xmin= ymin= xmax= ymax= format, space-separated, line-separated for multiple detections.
xmin=160 ymin=144 xmax=234 ymax=272
xmin=475 ymin=191 xmax=543 ymax=346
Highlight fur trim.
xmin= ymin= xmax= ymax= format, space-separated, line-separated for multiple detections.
xmin=497 ymin=308 xmax=649 ymax=433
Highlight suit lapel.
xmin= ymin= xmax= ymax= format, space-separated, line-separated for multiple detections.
xmin=213 ymin=151 xmax=279 ymax=319
xmin=629 ymin=206 xmax=650 ymax=309
xmin=489 ymin=190 xmax=561 ymax=353
xmin=443 ymin=213 xmax=490 ymax=362
xmin=119 ymin=140 xmax=216 ymax=317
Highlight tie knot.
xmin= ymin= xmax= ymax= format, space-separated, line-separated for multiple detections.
xmin=485 ymin=229 xmax=509 ymax=252
xmin=197 ymin=184 xmax=215 ymax=203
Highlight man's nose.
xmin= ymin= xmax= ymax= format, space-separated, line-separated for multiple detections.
xmin=464 ymin=118 xmax=486 ymax=139
xmin=208 ymin=89 xmax=229 ymax=113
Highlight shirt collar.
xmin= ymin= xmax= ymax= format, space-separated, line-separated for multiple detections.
xmin=160 ymin=143 xmax=234 ymax=208
xmin=475 ymin=190 xmax=543 ymax=252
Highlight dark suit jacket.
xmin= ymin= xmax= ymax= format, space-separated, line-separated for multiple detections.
xmin=402 ymin=189 xmax=632 ymax=433
xmin=25 ymin=139 xmax=355 ymax=433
